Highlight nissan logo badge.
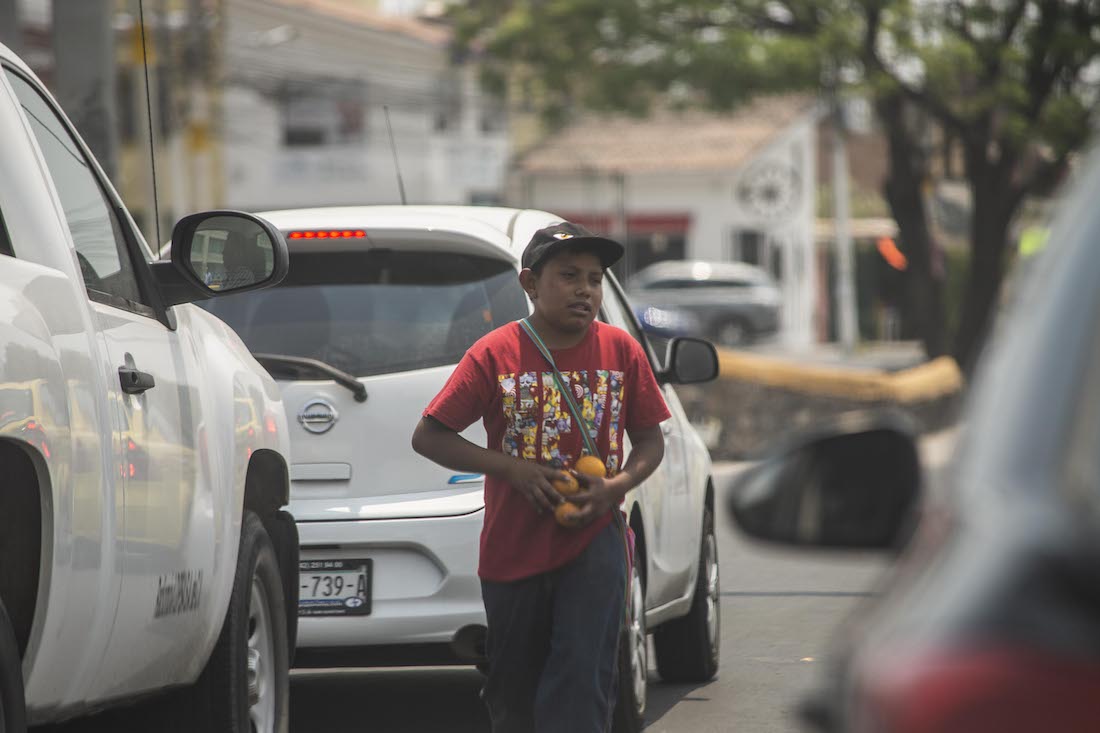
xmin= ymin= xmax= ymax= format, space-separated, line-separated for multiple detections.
xmin=298 ymin=399 xmax=338 ymax=434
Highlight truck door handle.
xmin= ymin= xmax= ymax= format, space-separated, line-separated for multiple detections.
xmin=119 ymin=366 xmax=156 ymax=394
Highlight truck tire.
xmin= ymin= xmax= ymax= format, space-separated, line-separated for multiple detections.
xmin=264 ymin=510 xmax=299 ymax=664
xmin=0 ymin=598 xmax=26 ymax=733
xmin=166 ymin=511 xmax=289 ymax=733
xmin=654 ymin=505 xmax=720 ymax=683
xmin=612 ymin=554 xmax=646 ymax=733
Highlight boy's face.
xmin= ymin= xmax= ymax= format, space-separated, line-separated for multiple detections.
xmin=522 ymin=250 xmax=605 ymax=334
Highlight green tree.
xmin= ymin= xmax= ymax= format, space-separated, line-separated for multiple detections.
xmin=453 ymin=0 xmax=1099 ymax=371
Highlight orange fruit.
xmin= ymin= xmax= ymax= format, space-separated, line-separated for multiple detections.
xmin=555 ymin=501 xmax=582 ymax=527
xmin=552 ymin=472 xmax=580 ymax=496
xmin=575 ymin=455 xmax=607 ymax=479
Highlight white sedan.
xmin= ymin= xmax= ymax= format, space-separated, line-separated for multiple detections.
xmin=198 ymin=205 xmax=721 ymax=730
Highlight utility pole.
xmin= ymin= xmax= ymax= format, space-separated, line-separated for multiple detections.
xmin=832 ymin=95 xmax=858 ymax=353
xmin=613 ymin=171 xmax=629 ymax=279
xmin=0 ymin=0 xmax=20 ymax=54
xmin=52 ymin=0 xmax=119 ymax=180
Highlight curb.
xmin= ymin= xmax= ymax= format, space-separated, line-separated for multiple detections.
xmin=716 ymin=350 xmax=964 ymax=403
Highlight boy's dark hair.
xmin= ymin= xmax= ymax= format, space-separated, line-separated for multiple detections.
xmin=522 ymin=222 xmax=623 ymax=274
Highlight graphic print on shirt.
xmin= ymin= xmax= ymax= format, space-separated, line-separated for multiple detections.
xmin=608 ymin=371 xmax=624 ymax=473
xmin=499 ymin=370 xmax=624 ymax=470
xmin=541 ymin=372 xmax=570 ymax=464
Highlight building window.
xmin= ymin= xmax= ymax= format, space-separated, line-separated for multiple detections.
xmin=730 ymin=229 xmax=764 ymax=265
xmin=434 ymin=72 xmax=461 ymax=133
xmin=280 ymin=78 xmax=366 ymax=147
xmin=479 ymin=97 xmax=506 ymax=135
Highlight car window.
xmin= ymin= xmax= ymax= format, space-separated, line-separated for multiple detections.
xmin=5 ymin=69 xmax=146 ymax=309
xmin=200 ymin=250 xmax=529 ymax=377
xmin=0 ymin=208 xmax=13 ymax=258
xmin=600 ymin=276 xmax=660 ymax=366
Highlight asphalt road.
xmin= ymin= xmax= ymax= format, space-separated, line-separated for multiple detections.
xmin=288 ymin=462 xmax=891 ymax=733
xmin=36 ymin=431 xmax=954 ymax=733
xmin=289 ymin=426 xmax=959 ymax=733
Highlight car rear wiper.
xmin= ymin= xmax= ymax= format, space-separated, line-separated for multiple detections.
xmin=253 ymin=353 xmax=368 ymax=403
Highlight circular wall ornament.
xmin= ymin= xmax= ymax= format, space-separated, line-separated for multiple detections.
xmin=736 ymin=160 xmax=801 ymax=221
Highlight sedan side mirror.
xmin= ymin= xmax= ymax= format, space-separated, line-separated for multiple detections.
xmin=661 ymin=337 xmax=720 ymax=384
xmin=728 ymin=416 xmax=921 ymax=551
xmin=151 ymin=210 xmax=289 ymax=306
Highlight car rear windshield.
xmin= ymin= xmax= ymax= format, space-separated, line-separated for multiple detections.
xmin=199 ymin=249 xmax=527 ymax=377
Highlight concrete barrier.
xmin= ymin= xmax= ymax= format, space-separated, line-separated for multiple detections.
xmin=675 ymin=349 xmax=963 ymax=461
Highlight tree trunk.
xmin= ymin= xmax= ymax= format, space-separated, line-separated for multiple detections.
xmin=953 ymin=149 xmax=1015 ymax=374
xmin=877 ymin=97 xmax=947 ymax=358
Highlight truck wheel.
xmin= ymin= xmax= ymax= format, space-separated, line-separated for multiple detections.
xmin=0 ymin=598 xmax=26 ymax=733
xmin=264 ymin=510 xmax=299 ymax=664
xmin=168 ymin=511 xmax=289 ymax=733
xmin=612 ymin=555 xmax=646 ymax=733
xmin=654 ymin=505 xmax=720 ymax=683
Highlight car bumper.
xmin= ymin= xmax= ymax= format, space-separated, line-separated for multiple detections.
xmin=294 ymin=509 xmax=485 ymax=651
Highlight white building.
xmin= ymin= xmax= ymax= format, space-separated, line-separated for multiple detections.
xmin=223 ymin=0 xmax=509 ymax=210
xmin=512 ymin=95 xmax=821 ymax=347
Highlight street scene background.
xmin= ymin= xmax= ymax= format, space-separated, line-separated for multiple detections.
xmin=6 ymin=0 xmax=1099 ymax=730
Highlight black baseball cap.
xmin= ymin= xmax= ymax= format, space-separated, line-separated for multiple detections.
xmin=521 ymin=222 xmax=624 ymax=271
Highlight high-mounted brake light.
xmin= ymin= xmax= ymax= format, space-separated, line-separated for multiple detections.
xmin=287 ymin=230 xmax=366 ymax=239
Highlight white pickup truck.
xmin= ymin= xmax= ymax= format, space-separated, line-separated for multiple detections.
xmin=0 ymin=44 xmax=298 ymax=732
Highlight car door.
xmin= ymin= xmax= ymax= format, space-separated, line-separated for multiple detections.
xmin=600 ymin=274 xmax=695 ymax=607
xmin=8 ymin=70 xmax=212 ymax=698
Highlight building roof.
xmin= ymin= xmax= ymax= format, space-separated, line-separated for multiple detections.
xmin=516 ymin=94 xmax=819 ymax=175
xmin=268 ymin=0 xmax=450 ymax=46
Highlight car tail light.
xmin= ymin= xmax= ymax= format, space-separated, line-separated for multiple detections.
xmin=859 ymin=647 xmax=1100 ymax=733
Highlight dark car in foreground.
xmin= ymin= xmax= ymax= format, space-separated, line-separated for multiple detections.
xmin=727 ymin=146 xmax=1100 ymax=733
xmin=628 ymin=260 xmax=781 ymax=347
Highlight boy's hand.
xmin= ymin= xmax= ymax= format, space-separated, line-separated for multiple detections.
xmin=506 ymin=460 xmax=567 ymax=514
xmin=569 ymin=473 xmax=626 ymax=527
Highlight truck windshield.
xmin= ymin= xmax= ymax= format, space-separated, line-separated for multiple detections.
xmin=199 ymin=249 xmax=528 ymax=377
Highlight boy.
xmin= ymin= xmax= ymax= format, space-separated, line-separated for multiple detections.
xmin=411 ymin=222 xmax=670 ymax=733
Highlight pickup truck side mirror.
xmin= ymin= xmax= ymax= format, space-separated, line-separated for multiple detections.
xmin=727 ymin=416 xmax=921 ymax=551
xmin=151 ymin=210 xmax=289 ymax=306
xmin=660 ymin=337 xmax=720 ymax=384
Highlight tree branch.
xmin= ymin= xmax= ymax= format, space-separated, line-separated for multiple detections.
xmin=945 ymin=1 xmax=977 ymax=47
xmin=973 ymin=0 xmax=1028 ymax=85
xmin=860 ymin=3 xmax=974 ymax=139
xmin=1009 ymin=149 xmax=1070 ymax=214
xmin=1000 ymin=0 xmax=1030 ymax=45
xmin=866 ymin=54 xmax=972 ymax=140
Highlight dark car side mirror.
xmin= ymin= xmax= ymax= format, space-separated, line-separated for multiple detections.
xmin=661 ymin=337 xmax=720 ymax=384
xmin=727 ymin=418 xmax=921 ymax=551
xmin=150 ymin=210 xmax=289 ymax=306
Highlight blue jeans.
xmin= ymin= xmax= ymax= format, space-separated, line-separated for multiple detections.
xmin=480 ymin=521 xmax=628 ymax=733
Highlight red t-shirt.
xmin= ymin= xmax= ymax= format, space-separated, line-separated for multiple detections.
xmin=423 ymin=320 xmax=671 ymax=582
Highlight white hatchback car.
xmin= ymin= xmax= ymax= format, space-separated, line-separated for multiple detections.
xmin=199 ymin=206 xmax=720 ymax=728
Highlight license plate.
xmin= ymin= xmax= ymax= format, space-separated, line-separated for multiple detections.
xmin=298 ymin=558 xmax=372 ymax=617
